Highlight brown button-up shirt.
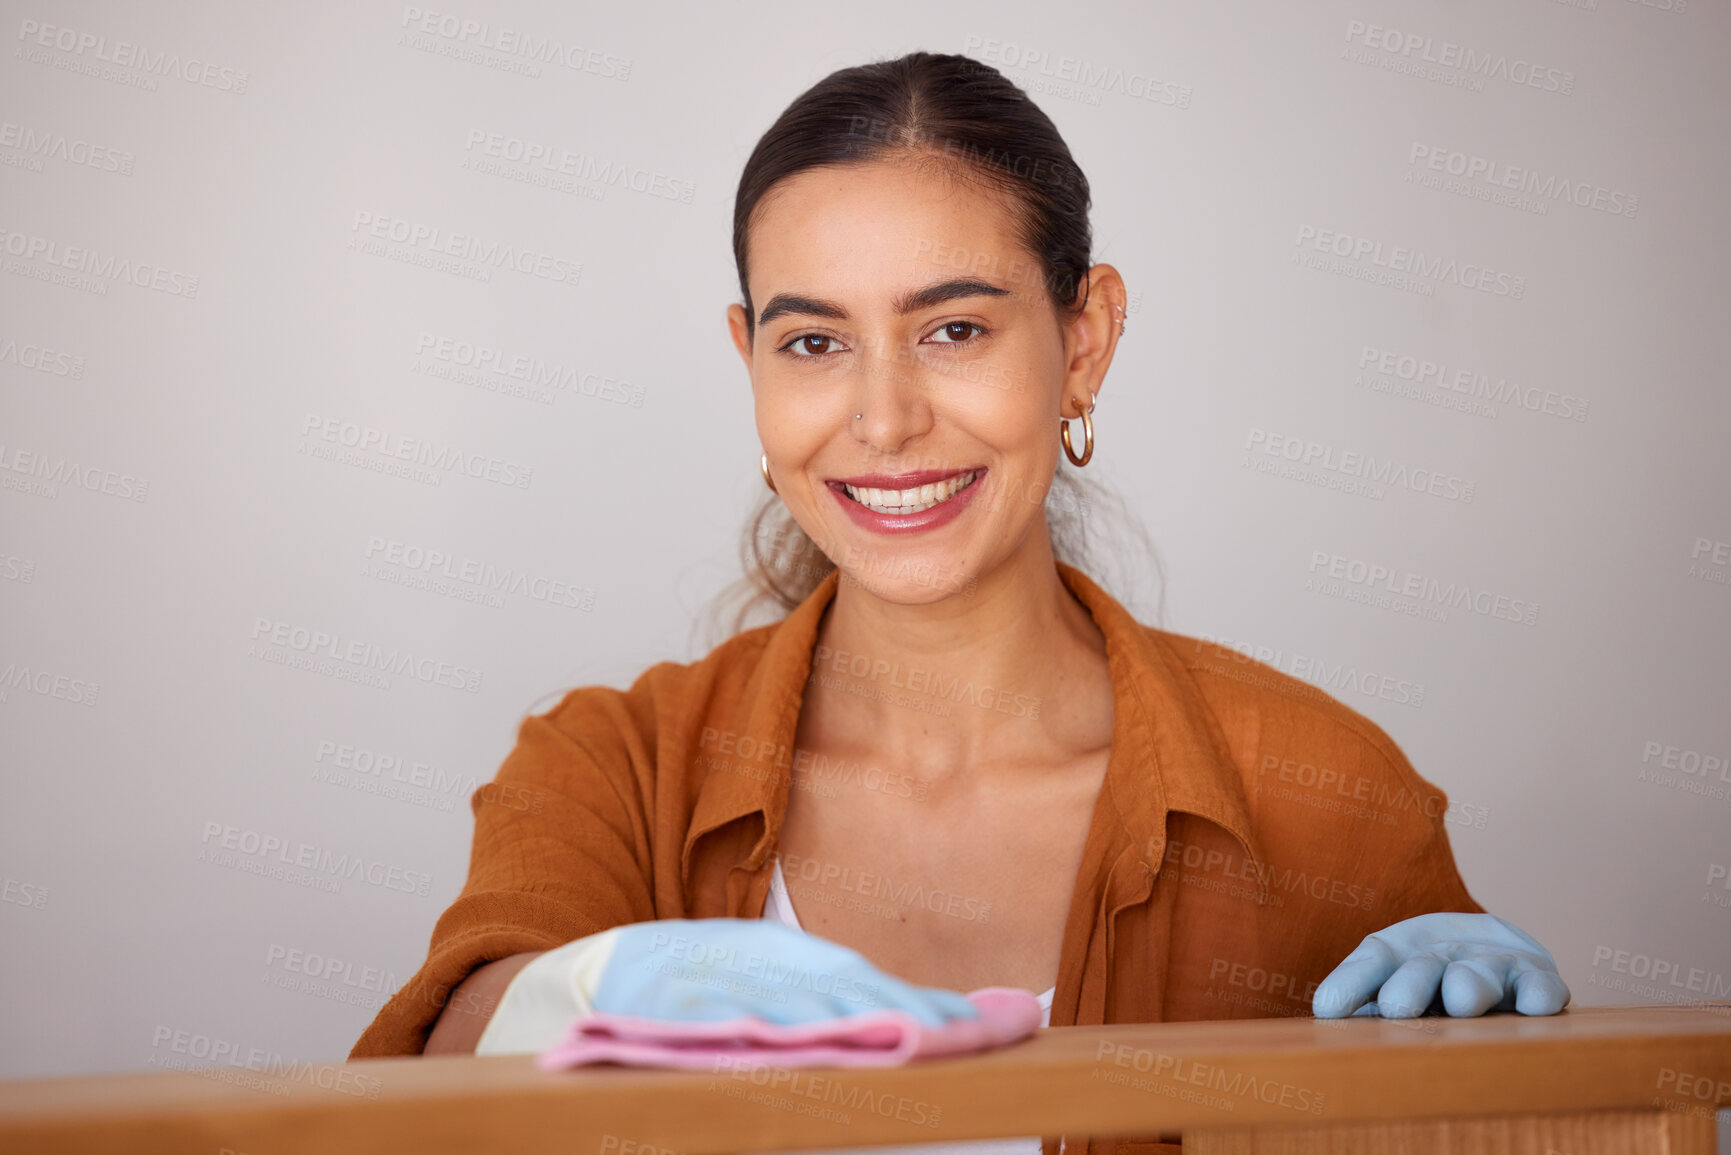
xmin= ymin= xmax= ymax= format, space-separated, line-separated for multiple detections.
xmin=350 ymin=563 xmax=1481 ymax=1154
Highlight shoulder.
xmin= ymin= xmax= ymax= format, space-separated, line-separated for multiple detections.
xmin=534 ymin=619 xmax=783 ymax=751
xmin=1144 ymin=626 xmax=1480 ymax=916
xmin=1145 ymin=626 xmax=1438 ymax=801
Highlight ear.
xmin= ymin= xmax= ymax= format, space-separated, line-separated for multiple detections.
xmin=1058 ymin=265 xmax=1128 ymax=419
xmin=727 ymin=303 xmax=754 ymax=375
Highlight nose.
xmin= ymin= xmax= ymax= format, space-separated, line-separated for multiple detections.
xmin=847 ymin=333 xmax=934 ymax=457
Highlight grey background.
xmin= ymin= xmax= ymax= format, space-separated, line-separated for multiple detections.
xmin=0 ymin=2 xmax=1725 ymax=1139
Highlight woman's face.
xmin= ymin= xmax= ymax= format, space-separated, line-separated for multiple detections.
xmin=729 ymin=155 xmax=1122 ymax=606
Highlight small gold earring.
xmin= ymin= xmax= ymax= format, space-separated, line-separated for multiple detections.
xmin=760 ymin=452 xmax=778 ymax=494
xmin=1061 ymin=395 xmax=1095 ymax=467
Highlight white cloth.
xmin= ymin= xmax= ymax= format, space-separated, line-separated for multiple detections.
xmin=760 ymin=857 xmax=1053 ymax=1155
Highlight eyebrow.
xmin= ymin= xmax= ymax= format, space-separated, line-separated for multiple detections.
xmin=756 ymin=277 xmax=1013 ymax=328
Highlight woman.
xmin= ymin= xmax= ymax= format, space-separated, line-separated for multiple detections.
xmin=349 ymin=50 xmax=1567 ymax=1151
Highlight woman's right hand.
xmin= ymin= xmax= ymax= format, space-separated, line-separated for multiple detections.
xmin=470 ymin=918 xmax=980 ymax=1056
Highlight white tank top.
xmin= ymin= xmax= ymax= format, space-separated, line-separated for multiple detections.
xmin=758 ymin=857 xmax=1055 ymax=1155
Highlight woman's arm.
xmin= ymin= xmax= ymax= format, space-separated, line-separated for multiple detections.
xmin=350 ymin=687 xmax=661 ymax=1060
xmin=423 ymin=950 xmax=546 ymax=1055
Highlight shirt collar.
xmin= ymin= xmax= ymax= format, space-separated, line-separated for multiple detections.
xmin=1053 ymin=563 xmax=1263 ymax=875
xmin=684 ymin=561 xmax=1263 ymax=882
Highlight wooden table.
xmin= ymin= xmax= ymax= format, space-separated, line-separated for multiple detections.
xmin=2 ymin=1005 xmax=1726 ymax=1154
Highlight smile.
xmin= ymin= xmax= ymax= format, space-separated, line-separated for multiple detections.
xmin=840 ymin=470 xmax=980 ymax=515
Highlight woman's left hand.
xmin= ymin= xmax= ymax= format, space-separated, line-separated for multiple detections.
xmin=1312 ymin=913 xmax=1571 ymax=1019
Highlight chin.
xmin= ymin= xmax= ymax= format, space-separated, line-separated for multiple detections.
xmin=836 ymin=563 xmax=977 ymax=605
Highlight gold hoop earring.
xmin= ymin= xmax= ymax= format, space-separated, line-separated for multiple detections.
xmin=760 ymin=452 xmax=778 ymax=494
xmin=1060 ymin=401 xmax=1095 ymax=467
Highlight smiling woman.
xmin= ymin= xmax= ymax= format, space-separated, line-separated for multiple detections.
xmin=350 ymin=50 xmax=1569 ymax=1155
xmin=718 ymin=58 xmax=1113 ymax=628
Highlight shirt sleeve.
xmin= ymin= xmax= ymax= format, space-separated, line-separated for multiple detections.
xmin=1361 ymin=733 xmax=1486 ymax=923
xmin=1257 ymin=711 xmax=1489 ymax=1006
xmin=348 ymin=684 xmax=659 ymax=1059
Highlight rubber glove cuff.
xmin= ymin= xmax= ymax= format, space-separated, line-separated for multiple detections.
xmin=475 ymin=927 xmax=623 ymax=1055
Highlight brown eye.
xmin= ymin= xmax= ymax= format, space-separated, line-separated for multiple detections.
xmin=929 ymin=322 xmax=982 ymax=344
xmin=782 ymin=334 xmax=838 ymax=358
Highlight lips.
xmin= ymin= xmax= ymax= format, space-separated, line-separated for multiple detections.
xmin=834 ymin=470 xmax=980 ymax=515
xmin=823 ymin=466 xmax=988 ymax=535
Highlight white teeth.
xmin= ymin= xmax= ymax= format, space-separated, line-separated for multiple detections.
xmin=843 ymin=471 xmax=977 ymax=515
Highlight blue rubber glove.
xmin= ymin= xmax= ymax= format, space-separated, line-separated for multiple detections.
xmin=476 ymin=918 xmax=978 ymax=1054
xmin=1312 ymin=913 xmax=1571 ymax=1020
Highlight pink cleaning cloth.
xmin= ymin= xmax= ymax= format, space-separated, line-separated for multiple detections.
xmin=534 ymin=987 xmax=1041 ymax=1071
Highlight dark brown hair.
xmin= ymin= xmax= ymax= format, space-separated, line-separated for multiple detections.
xmin=712 ymin=51 xmax=1155 ymax=638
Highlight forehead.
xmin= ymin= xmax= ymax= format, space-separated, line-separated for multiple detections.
xmin=745 ymin=156 xmax=1036 ymax=302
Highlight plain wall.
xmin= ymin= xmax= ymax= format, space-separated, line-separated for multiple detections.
xmin=0 ymin=4 xmax=1725 ymax=1139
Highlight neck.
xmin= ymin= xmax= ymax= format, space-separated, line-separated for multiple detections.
xmin=803 ymin=533 xmax=1114 ymax=777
